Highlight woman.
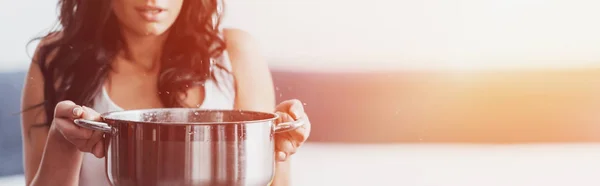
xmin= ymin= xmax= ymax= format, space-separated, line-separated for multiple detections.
xmin=20 ymin=0 xmax=311 ymax=186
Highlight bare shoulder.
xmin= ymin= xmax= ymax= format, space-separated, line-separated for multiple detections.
xmin=223 ymin=28 xmax=256 ymax=48
xmin=22 ymin=31 xmax=63 ymax=124
xmin=222 ymin=28 xmax=270 ymax=79
xmin=26 ymin=31 xmax=63 ymax=92
xmin=222 ymin=28 xmax=267 ymax=70
xmin=32 ymin=31 xmax=63 ymax=66
xmin=222 ymin=28 xmax=275 ymax=112
xmin=222 ymin=28 xmax=271 ymax=78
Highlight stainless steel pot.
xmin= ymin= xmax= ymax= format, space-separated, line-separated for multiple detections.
xmin=73 ymin=108 xmax=305 ymax=186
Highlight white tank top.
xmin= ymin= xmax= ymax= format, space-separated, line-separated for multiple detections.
xmin=79 ymin=50 xmax=236 ymax=186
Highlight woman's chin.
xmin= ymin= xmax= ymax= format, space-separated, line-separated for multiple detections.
xmin=137 ymin=24 xmax=170 ymax=36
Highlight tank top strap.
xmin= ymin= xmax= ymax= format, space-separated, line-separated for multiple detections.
xmin=206 ymin=49 xmax=236 ymax=107
xmin=212 ymin=49 xmax=233 ymax=73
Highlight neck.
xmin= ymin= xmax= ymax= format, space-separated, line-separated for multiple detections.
xmin=119 ymin=29 xmax=170 ymax=70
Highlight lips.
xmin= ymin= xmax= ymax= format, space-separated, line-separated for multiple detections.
xmin=135 ymin=6 xmax=167 ymax=22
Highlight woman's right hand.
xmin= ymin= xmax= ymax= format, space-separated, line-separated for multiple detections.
xmin=51 ymin=100 xmax=105 ymax=158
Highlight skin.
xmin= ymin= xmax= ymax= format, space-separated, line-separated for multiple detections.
xmin=20 ymin=0 xmax=311 ymax=186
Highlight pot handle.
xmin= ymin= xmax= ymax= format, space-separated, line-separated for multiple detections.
xmin=274 ymin=114 xmax=307 ymax=133
xmin=73 ymin=119 xmax=113 ymax=133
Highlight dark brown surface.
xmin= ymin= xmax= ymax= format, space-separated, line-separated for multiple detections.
xmin=272 ymin=68 xmax=600 ymax=143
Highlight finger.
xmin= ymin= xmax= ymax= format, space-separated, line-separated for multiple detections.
xmin=288 ymin=100 xmax=305 ymax=120
xmin=288 ymin=117 xmax=312 ymax=143
xmin=275 ymin=111 xmax=311 ymax=147
xmin=73 ymin=139 xmax=93 ymax=153
xmin=286 ymin=131 xmax=302 ymax=151
xmin=74 ymin=106 xmax=102 ymax=138
xmin=276 ymin=151 xmax=287 ymax=162
xmin=54 ymin=100 xmax=82 ymax=119
xmin=81 ymin=106 xmax=104 ymax=153
xmin=62 ymin=131 xmax=102 ymax=153
xmin=91 ymin=139 xmax=105 ymax=158
xmin=275 ymin=99 xmax=304 ymax=120
xmin=276 ymin=109 xmax=311 ymax=143
xmin=54 ymin=106 xmax=102 ymax=141
xmin=275 ymin=135 xmax=297 ymax=162
xmin=80 ymin=106 xmax=101 ymax=121
xmin=54 ymin=117 xmax=93 ymax=140
xmin=275 ymin=111 xmax=295 ymax=124
xmin=85 ymin=129 xmax=105 ymax=153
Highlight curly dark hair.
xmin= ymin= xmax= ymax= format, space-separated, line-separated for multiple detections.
xmin=27 ymin=0 xmax=226 ymax=126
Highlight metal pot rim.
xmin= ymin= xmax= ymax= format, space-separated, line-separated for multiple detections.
xmin=99 ymin=108 xmax=279 ymax=126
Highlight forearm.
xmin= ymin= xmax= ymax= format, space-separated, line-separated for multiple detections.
xmin=29 ymin=126 xmax=83 ymax=186
xmin=271 ymin=160 xmax=291 ymax=186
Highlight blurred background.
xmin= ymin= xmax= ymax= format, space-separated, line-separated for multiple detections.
xmin=3 ymin=0 xmax=600 ymax=185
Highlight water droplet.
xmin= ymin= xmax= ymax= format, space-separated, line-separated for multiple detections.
xmin=275 ymin=87 xmax=279 ymax=91
xmin=69 ymin=45 xmax=73 ymax=49
xmin=166 ymin=91 xmax=170 ymax=94
xmin=194 ymin=112 xmax=199 ymax=116
xmin=279 ymin=93 xmax=282 ymax=97
xmin=303 ymin=102 xmax=307 ymax=106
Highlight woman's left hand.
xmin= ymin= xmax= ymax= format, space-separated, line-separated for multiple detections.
xmin=274 ymin=99 xmax=311 ymax=162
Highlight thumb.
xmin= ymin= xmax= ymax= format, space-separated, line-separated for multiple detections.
xmin=80 ymin=106 xmax=102 ymax=121
xmin=54 ymin=100 xmax=80 ymax=119
xmin=275 ymin=111 xmax=295 ymax=125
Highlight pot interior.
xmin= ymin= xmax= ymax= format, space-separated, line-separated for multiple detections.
xmin=102 ymin=109 xmax=277 ymax=125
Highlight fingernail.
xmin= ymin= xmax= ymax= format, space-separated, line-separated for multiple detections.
xmin=293 ymin=105 xmax=304 ymax=118
xmin=292 ymin=110 xmax=303 ymax=120
xmin=277 ymin=151 xmax=287 ymax=161
xmin=73 ymin=107 xmax=83 ymax=116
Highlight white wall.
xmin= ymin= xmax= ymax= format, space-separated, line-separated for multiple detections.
xmin=0 ymin=0 xmax=57 ymax=72
xmin=3 ymin=0 xmax=600 ymax=72
xmin=225 ymin=0 xmax=600 ymax=71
